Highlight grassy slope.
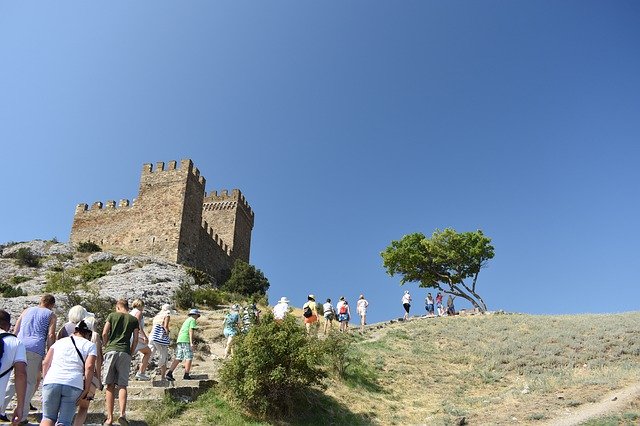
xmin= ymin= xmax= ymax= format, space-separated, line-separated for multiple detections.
xmin=164 ymin=312 xmax=640 ymax=425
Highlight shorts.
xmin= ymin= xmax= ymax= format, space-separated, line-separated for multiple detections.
xmin=403 ymin=303 xmax=411 ymax=313
xmin=175 ymin=342 xmax=193 ymax=361
xmin=426 ymin=303 xmax=434 ymax=313
xmin=223 ymin=328 xmax=238 ymax=338
xmin=41 ymin=383 xmax=83 ymax=426
xmin=338 ymin=313 xmax=349 ymax=322
xmin=149 ymin=340 xmax=169 ymax=366
xmin=324 ymin=313 xmax=335 ymax=321
xmin=103 ymin=351 xmax=132 ymax=387
xmin=134 ymin=341 xmax=148 ymax=353
xmin=357 ymin=308 xmax=366 ymax=317
xmin=304 ymin=314 xmax=318 ymax=324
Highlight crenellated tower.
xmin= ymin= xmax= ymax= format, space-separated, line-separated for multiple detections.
xmin=70 ymin=159 xmax=253 ymax=283
xmin=202 ymin=189 xmax=255 ymax=263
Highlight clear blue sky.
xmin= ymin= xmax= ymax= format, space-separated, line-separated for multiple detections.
xmin=1 ymin=2 xmax=639 ymax=323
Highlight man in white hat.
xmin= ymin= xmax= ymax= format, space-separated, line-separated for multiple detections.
xmin=273 ymin=297 xmax=290 ymax=322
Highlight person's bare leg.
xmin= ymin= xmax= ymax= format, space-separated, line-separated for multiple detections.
xmin=139 ymin=347 xmax=151 ymax=374
xmin=105 ymin=384 xmax=115 ymax=424
xmin=118 ymin=386 xmax=128 ymax=419
xmin=184 ymin=359 xmax=192 ymax=375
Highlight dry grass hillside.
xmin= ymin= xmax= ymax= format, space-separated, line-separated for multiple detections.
xmin=149 ymin=311 xmax=640 ymax=425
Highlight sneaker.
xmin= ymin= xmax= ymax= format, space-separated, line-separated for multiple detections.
xmin=183 ymin=373 xmax=193 ymax=380
xmin=117 ymin=416 xmax=129 ymax=426
xmin=135 ymin=372 xmax=150 ymax=381
xmin=165 ymin=370 xmax=175 ymax=381
xmin=0 ymin=414 xmax=9 ymax=422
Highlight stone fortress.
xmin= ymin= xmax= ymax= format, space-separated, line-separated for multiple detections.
xmin=70 ymin=159 xmax=254 ymax=282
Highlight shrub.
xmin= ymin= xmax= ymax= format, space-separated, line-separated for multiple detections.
xmin=45 ymin=271 xmax=81 ymax=293
xmin=78 ymin=260 xmax=114 ymax=281
xmin=14 ymin=248 xmax=41 ymax=267
xmin=193 ymin=287 xmax=225 ymax=308
xmin=0 ymin=282 xmax=27 ymax=298
xmin=321 ymin=331 xmax=353 ymax=377
xmin=219 ymin=313 xmax=325 ymax=418
xmin=174 ymin=282 xmax=195 ymax=310
xmin=10 ymin=276 xmax=30 ymax=285
xmin=77 ymin=241 xmax=102 ymax=253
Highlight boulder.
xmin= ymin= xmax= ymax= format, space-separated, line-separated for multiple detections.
xmin=47 ymin=243 xmax=75 ymax=256
xmin=1 ymin=240 xmax=48 ymax=258
xmin=87 ymin=251 xmax=115 ymax=263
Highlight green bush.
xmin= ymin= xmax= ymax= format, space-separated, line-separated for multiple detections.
xmin=78 ymin=260 xmax=114 ymax=281
xmin=45 ymin=271 xmax=81 ymax=293
xmin=321 ymin=331 xmax=353 ymax=378
xmin=174 ymin=282 xmax=195 ymax=310
xmin=219 ymin=313 xmax=326 ymax=418
xmin=193 ymin=287 xmax=226 ymax=308
xmin=0 ymin=282 xmax=27 ymax=298
xmin=77 ymin=241 xmax=102 ymax=253
xmin=14 ymin=248 xmax=41 ymax=267
xmin=10 ymin=276 xmax=30 ymax=285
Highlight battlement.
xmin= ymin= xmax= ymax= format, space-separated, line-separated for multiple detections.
xmin=70 ymin=159 xmax=253 ymax=280
xmin=204 ymin=189 xmax=254 ymax=219
xmin=74 ymin=199 xmax=133 ymax=215
xmin=142 ymin=159 xmax=206 ymax=186
xmin=202 ymin=221 xmax=231 ymax=255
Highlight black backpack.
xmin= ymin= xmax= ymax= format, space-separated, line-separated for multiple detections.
xmin=303 ymin=305 xmax=313 ymax=318
xmin=0 ymin=333 xmax=16 ymax=379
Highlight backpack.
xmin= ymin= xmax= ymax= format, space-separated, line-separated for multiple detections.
xmin=339 ymin=304 xmax=347 ymax=315
xmin=0 ymin=333 xmax=16 ymax=379
xmin=303 ymin=305 xmax=313 ymax=318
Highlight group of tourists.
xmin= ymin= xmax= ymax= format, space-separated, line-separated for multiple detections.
xmin=221 ymin=303 xmax=260 ymax=358
xmin=401 ymin=290 xmax=457 ymax=319
xmin=0 ymin=295 xmax=201 ymax=426
xmin=271 ymin=294 xmax=370 ymax=334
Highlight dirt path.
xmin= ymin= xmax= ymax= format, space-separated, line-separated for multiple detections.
xmin=542 ymin=382 xmax=640 ymax=426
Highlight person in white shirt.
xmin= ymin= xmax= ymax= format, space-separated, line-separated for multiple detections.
xmin=356 ymin=294 xmax=369 ymax=333
xmin=0 ymin=309 xmax=27 ymax=425
xmin=40 ymin=320 xmax=97 ymax=426
xmin=273 ymin=297 xmax=290 ymax=321
xmin=322 ymin=298 xmax=335 ymax=335
xmin=402 ymin=290 xmax=412 ymax=320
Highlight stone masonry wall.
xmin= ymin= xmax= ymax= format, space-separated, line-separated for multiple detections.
xmin=70 ymin=159 xmax=253 ymax=280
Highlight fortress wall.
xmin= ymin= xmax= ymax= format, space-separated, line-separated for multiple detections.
xmin=193 ymin=224 xmax=234 ymax=283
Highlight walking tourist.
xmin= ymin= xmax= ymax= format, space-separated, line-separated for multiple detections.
xmin=356 ymin=294 xmax=369 ymax=333
xmin=273 ymin=297 xmax=290 ymax=322
xmin=2 ymin=294 xmax=57 ymax=425
xmin=149 ymin=304 xmax=172 ymax=381
xmin=73 ymin=315 xmax=103 ymax=426
xmin=402 ymin=290 xmax=412 ymax=320
xmin=435 ymin=292 xmax=443 ymax=315
xmin=425 ymin=293 xmax=435 ymax=316
xmin=130 ymin=299 xmax=152 ymax=381
xmin=40 ymin=320 xmax=96 ymax=426
xmin=322 ymin=298 xmax=335 ymax=335
xmin=102 ymin=299 xmax=140 ymax=426
xmin=223 ymin=305 xmax=240 ymax=358
xmin=302 ymin=295 xmax=319 ymax=335
xmin=56 ymin=305 xmax=88 ymax=340
xmin=336 ymin=297 xmax=350 ymax=332
xmin=166 ymin=308 xmax=201 ymax=381
xmin=0 ymin=309 xmax=27 ymax=425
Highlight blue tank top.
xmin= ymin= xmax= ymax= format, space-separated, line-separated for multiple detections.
xmin=18 ymin=306 xmax=53 ymax=356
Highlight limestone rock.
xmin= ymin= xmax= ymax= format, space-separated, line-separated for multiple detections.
xmin=47 ymin=243 xmax=75 ymax=256
xmin=87 ymin=251 xmax=115 ymax=263
xmin=1 ymin=240 xmax=48 ymax=258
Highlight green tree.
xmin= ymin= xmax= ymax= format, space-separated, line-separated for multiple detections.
xmin=381 ymin=228 xmax=494 ymax=312
xmin=222 ymin=259 xmax=269 ymax=296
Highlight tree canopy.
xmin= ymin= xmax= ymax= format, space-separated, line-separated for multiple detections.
xmin=381 ymin=228 xmax=494 ymax=312
xmin=222 ymin=259 xmax=270 ymax=296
